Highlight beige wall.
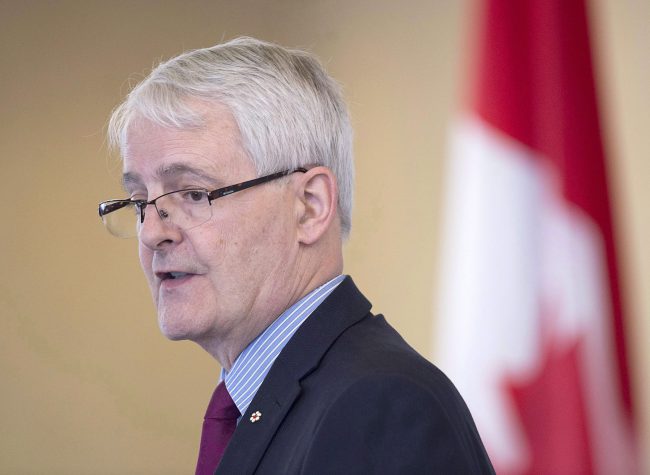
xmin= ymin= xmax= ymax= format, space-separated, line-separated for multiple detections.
xmin=1 ymin=1 xmax=647 ymax=473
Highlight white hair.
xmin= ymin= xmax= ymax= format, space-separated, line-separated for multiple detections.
xmin=108 ymin=37 xmax=354 ymax=238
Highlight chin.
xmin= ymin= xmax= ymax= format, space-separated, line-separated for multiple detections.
xmin=157 ymin=311 xmax=204 ymax=342
xmin=159 ymin=323 xmax=188 ymax=341
xmin=161 ymin=328 xmax=188 ymax=341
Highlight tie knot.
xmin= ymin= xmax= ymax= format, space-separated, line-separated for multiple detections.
xmin=205 ymin=382 xmax=240 ymax=420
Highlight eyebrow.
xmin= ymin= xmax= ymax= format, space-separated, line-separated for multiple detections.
xmin=122 ymin=163 xmax=218 ymax=191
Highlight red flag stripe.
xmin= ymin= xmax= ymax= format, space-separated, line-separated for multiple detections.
xmin=470 ymin=0 xmax=633 ymax=421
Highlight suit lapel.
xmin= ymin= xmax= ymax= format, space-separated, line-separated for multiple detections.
xmin=215 ymin=277 xmax=372 ymax=475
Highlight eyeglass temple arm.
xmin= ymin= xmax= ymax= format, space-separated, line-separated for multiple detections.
xmin=98 ymin=200 xmax=132 ymax=217
xmin=208 ymin=168 xmax=307 ymax=201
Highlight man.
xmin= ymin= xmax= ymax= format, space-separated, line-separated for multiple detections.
xmin=99 ymin=37 xmax=494 ymax=474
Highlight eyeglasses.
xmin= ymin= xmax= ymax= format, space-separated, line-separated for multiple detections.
xmin=98 ymin=168 xmax=307 ymax=238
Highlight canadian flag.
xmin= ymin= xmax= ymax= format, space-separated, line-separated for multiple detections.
xmin=436 ymin=0 xmax=638 ymax=473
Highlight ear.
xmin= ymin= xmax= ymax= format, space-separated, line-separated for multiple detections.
xmin=295 ymin=166 xmax=339 ymax=245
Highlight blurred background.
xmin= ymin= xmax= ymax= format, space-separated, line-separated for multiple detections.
xmin=1 ymin=0 xmax=647 ymax=473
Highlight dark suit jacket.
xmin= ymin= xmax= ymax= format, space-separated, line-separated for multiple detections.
xmin=216 ymin=277 xmax=494 ymax=474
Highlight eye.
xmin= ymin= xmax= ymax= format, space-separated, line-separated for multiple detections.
xmin=181 ymin=189 xmax=208 ymax=202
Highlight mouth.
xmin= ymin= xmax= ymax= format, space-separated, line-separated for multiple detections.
xmin=156 ymin=271 xmax=195 ymax=285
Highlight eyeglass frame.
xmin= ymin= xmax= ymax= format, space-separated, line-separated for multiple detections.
xmin=98 ymin=167 xmax=308 ymax=235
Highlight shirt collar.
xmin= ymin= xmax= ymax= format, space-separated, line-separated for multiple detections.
xmin=221 ymin=274 xmax=345 ymax=416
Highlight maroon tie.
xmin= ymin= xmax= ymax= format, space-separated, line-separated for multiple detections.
xmin=195 ymin=382 xmax=240 ymax=475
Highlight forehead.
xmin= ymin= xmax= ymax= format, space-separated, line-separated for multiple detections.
xmin=121 ymin=104 xmax=251 ymax=187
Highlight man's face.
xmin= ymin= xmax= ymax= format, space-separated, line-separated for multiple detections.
xmin=122 ymin=104 xmax=300 ymax=352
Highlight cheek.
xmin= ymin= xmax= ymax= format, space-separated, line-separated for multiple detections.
xmin=198 ymin=217 xmax=259 ymax=275
xmin=188 ymin=225 xmax=231 ymax=276
xmin=196 ymin=196 xmax=293 ymax=275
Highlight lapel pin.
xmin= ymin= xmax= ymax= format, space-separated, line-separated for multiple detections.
xmin=249 ymin=410 xmax=262 ymax=423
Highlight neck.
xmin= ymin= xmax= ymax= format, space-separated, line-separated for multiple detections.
xmin=198 ymin=242 xmax=343 ymax=371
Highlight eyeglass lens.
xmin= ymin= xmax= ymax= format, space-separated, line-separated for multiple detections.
xmin=102 ymin=189 xmax=212 ymax=238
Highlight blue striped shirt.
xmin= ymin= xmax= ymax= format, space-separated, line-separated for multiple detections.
xmin=221 ymin=274 xmax=346 ymax=417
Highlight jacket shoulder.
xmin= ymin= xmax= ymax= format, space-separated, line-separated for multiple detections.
xmin=294 ymin=314 xmax=495 ymax=474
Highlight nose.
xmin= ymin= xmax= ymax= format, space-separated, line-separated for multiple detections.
xmin=138 ymin=204 xmax=182 ymax=250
